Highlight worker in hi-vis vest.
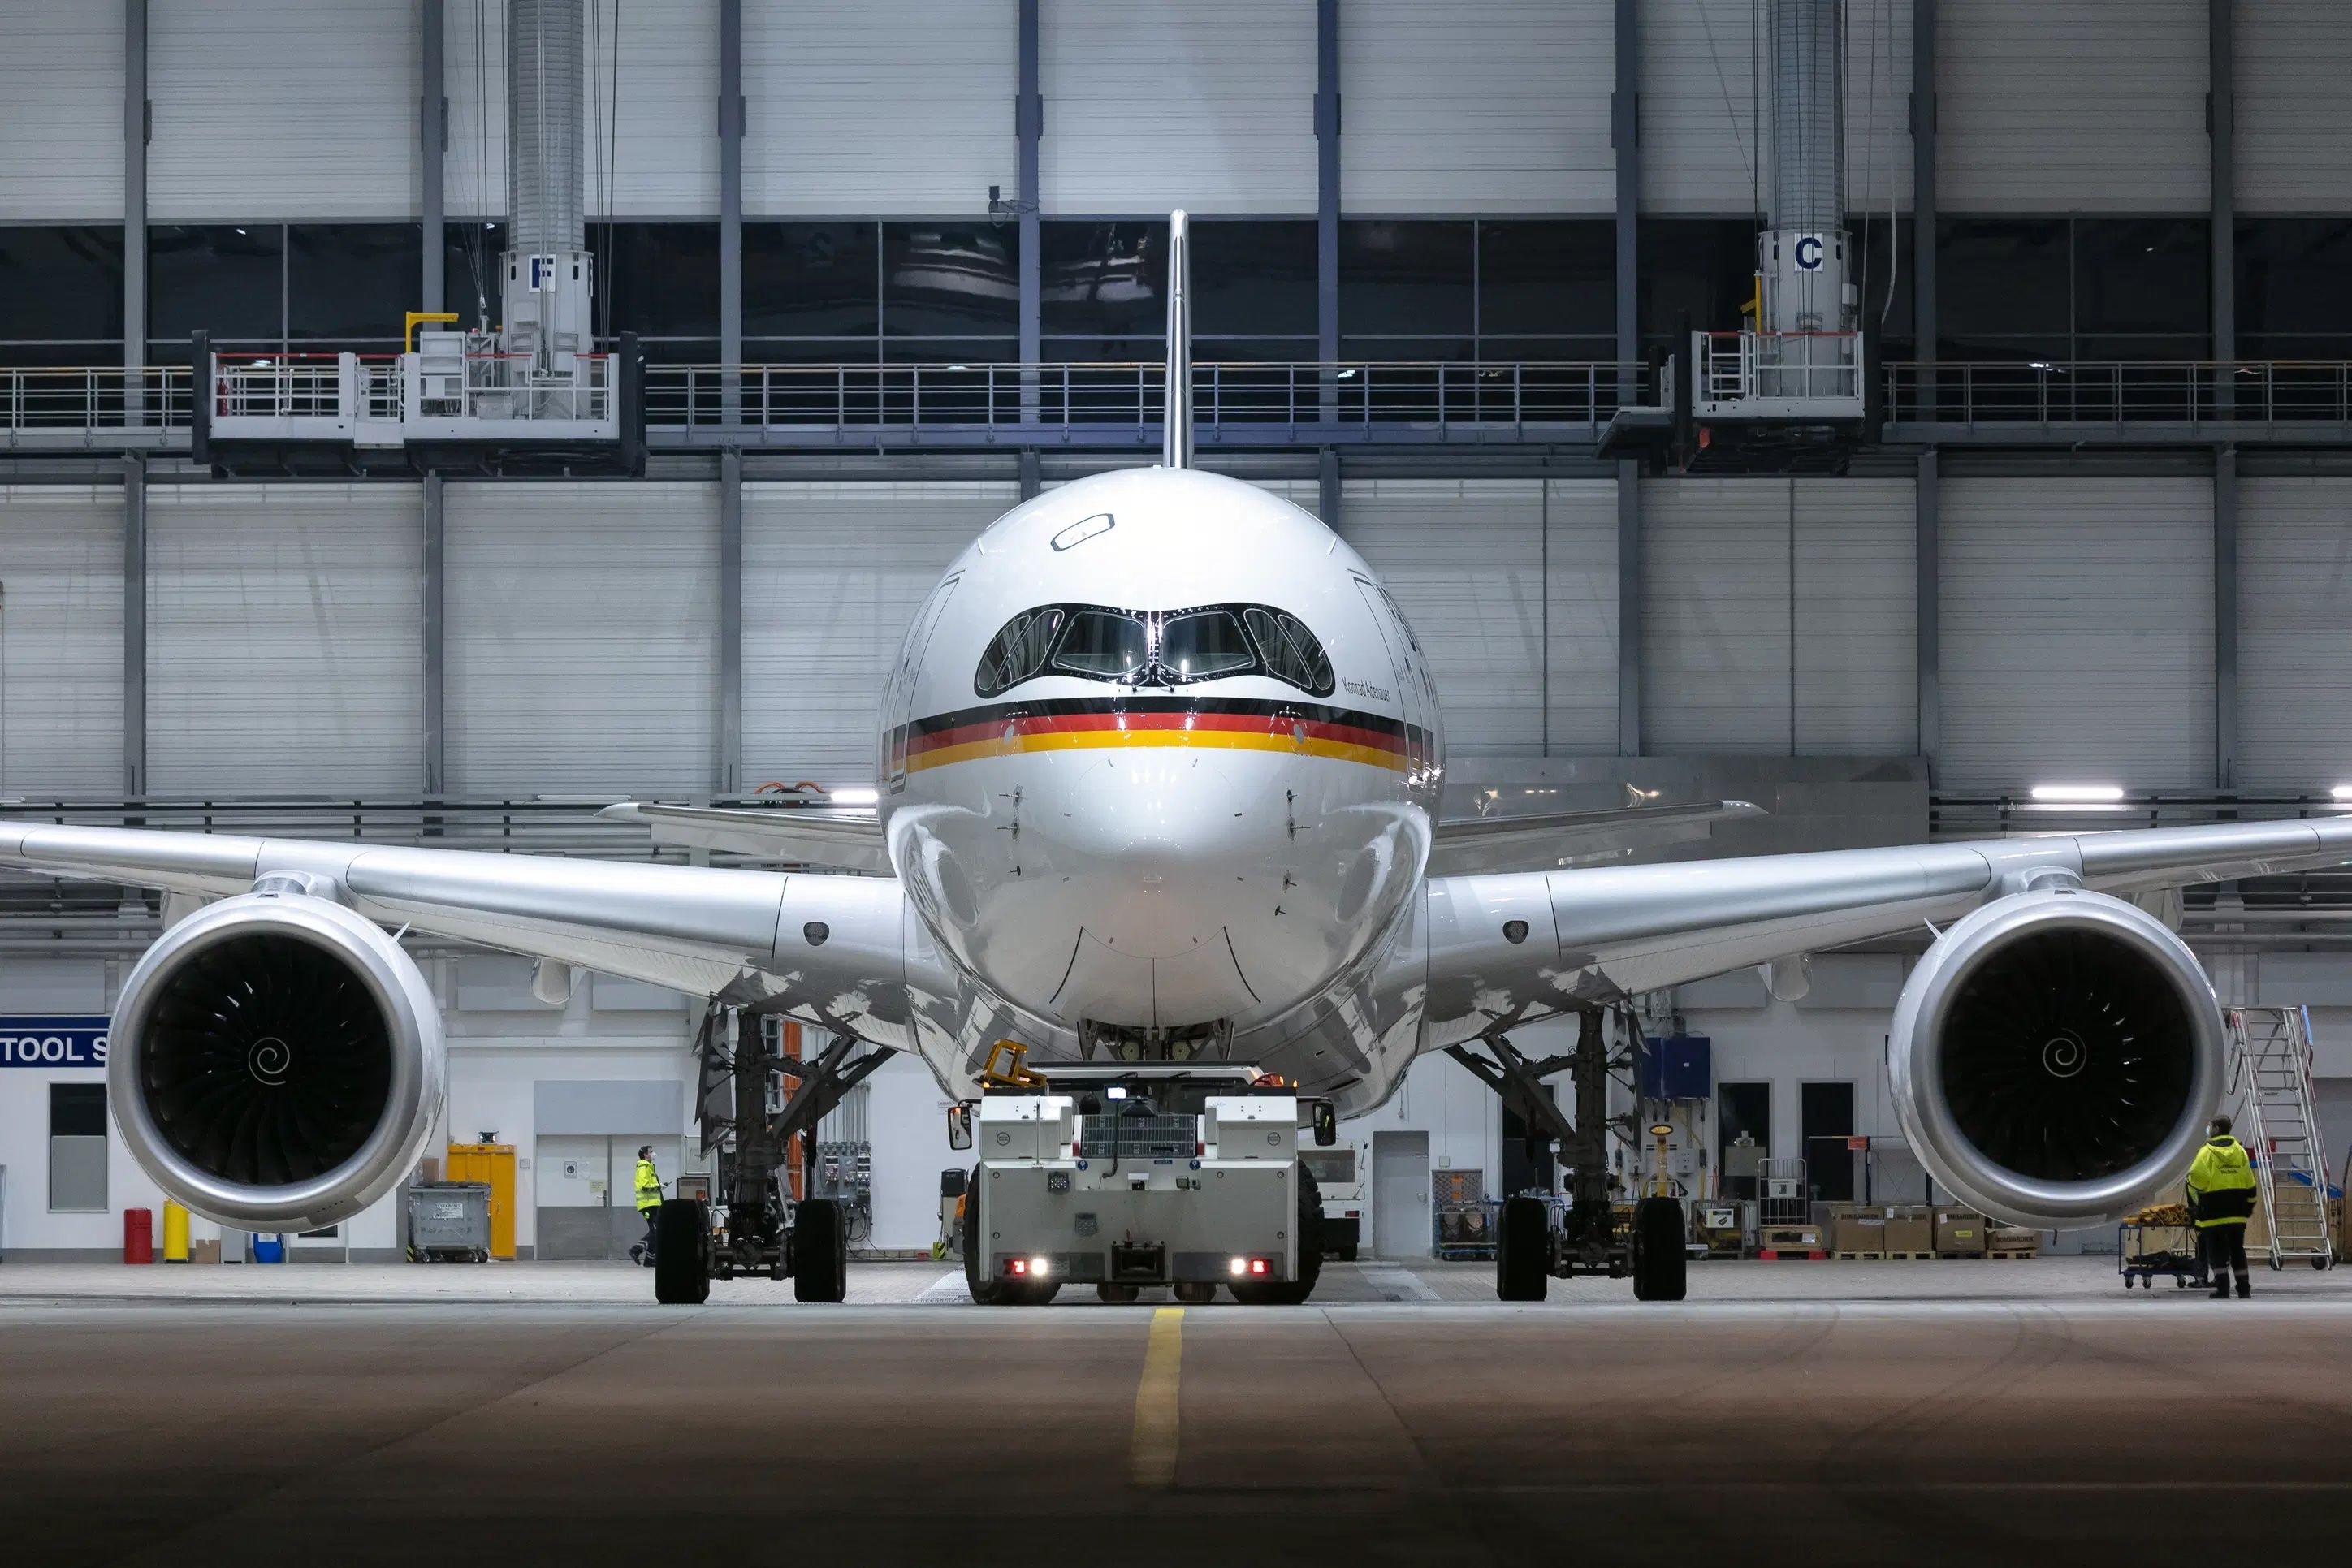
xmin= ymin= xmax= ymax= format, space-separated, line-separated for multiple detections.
xmin=2186 ymin=1115 xmax=2260 ymax=1299
xmin=634 ymin=1145 xmax=664 ymax=1264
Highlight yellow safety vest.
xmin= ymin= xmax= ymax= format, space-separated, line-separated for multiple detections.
xmin=2186 ymin=1136 xmax=2257 ymax=1228
xmin=633 ymin=1159 xmax=664 ymax=1213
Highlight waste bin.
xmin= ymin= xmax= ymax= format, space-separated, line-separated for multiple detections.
xmin=123 ymin=1208 xmax=153 ymax=1265
xmin=252 ymin=1234 xmax=285 ymax=1264
xmin=405 ymin=1182 xmax=492 ymax=1263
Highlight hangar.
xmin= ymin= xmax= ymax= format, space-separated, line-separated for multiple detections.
xmin=2 ymin=2 xmax=2350 ymax=1559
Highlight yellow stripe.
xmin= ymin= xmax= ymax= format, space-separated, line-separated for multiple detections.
xmin=1129 ymin=1306 xmax=1184 ymax=1488
xmin=908 ymin=729 xmax=1405 ymax=774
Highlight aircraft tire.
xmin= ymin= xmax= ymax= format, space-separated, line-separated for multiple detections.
xmin=1231 ymin=1161 xmax=1325 ymax=1305
xmin=793 ymin=1199 xmax=849 ymax=1302
xmin=653 ymin=1199 xmax=712 ymax=1305
xmin=1496 ymin=1195 xmax=1550 ymax=1302
xmin=1632 ymin=1196 xmax=1688 ymax=1302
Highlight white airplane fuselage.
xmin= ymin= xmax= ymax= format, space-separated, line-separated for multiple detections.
xmin=877 ymin=464 xmax=1442 ymax=1091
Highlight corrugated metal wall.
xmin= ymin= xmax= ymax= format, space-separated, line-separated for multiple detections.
xmin=590 ymin=0 xmax=720 ymax=218
xmin=2239 ymin=477 xmax=2352 ymax=793
xmin=2237 ymin=1 xmax=2352 ymax=212
xmin=149 ymin=0 xmax=420 ymax=220
xmin=1843 ymin=0 xmax=1913 ymax=216
xmin=1042 ymin=2 xmax=1316 ymax=215
xmin=1939 ymin=477 xmax=2213 ymax=793
xmin=743 ymin=2 xmax=1014 ymax=217
xmin=1340 ymin=0 xmax=1614 ymax=214
xmin=1640 ymin=0 xmax=1760 ymax=214
xmin=0 ymin=2 xmax=123 ymax=222
xmin=1342 ymin=479 xmax=1616 ymax=757
xmin=1644 ymin=478 xmax=1914 ymax=756
xmin=445 ymin=0 xmax=509 ymax=218
xmin=146 ymin=484 xmax=423 ymax=797
xmin=741 ymin=482 xmax=1008 ymax=786
xmin=446 ymin=482 xmax=718 ymax=796
xmin=0 ymin=486 xmax=123 ymax=797
xmin=1936 ymin=0 xmax=2208 ymax=213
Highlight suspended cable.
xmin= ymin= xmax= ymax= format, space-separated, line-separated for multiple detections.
xmin=1697 ymin=1 xmax=1756 ymax=215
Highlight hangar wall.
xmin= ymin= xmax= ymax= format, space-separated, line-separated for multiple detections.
xmin=15 ymin=473 xmax=2352 ymax=801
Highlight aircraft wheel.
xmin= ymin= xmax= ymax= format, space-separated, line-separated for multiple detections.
xmin=1632 ymin=1196 xmax=1688 ymax=1302
xmin=653 ymin=1199 xmax=711 ymax=1305
xmin=1497 ymin=1195 xmax=1550 ymax=1302
xmin=793 ymin=1199 xmax=849 ymax=1302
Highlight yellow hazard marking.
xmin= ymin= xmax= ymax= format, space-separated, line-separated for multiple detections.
xmin=1129 ymin=1306 xmax=1184 ymax=1488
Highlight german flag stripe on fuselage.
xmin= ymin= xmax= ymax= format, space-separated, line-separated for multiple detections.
xmin=893 ymin=696 xmax=1429 ymax=775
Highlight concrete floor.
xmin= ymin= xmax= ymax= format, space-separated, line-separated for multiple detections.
xmin=5 ymin=1258 xmax=2349 ymax=1566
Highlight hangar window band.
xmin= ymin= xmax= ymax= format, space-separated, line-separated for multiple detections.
xmin=975 ymin=604 xmax=1334 ymax=698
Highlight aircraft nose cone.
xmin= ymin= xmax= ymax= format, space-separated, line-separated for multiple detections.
xmin=1037 ymin=754 xmax=1252 ymax=957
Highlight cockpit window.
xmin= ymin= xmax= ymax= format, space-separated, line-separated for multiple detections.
xmin=974 ymin=607 xmax=1066 ymax=698
xmin=1053 ymin=608 xmax=1152 ymax=679
xmin=1243 ymin=607 xmax=1335 ymax=694
xmin=975 ymin=602 xmax=1337 ymax=698
xmin=1159 ymin=609 xmax=1257 ymax=681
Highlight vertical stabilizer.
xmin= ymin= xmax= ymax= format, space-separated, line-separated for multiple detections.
xmin=1162 ymin=210 xmax=1193 ymax=469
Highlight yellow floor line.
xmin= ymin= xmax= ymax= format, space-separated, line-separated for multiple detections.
xmin=1129 ymin=1306 xmax=1184 ymax=1488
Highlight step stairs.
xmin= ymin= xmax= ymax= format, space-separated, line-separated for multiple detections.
xmin=2229 ymin=1006 xmax=2336 ymax=1270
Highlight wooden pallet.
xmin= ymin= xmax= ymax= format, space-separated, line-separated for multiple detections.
xmin=1754 ymin=1247 xmax=1827 ymax=1260
xmin=1985 ymin=1249 xmax=2039 ymax=1260
xmin=1835 ymin=1251 xmax=1935 ymax=1261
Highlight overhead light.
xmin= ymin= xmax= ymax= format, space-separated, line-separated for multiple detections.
xmin=2331 ymin=785 xmax=2352 ymax=801
xmin=826 ymin=785 xmax=880 ymax=806
xmin=2030 ymin=784 xmax=2125 ymax=803
xmin=2027 ymin=361 xmax=2054 ymax=372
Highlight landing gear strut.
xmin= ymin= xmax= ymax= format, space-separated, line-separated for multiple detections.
xmin=1455 ymin=1008 xmax=1686 ymax=1302
xmin=681 ymin=1006 xmax=884 ymax=1303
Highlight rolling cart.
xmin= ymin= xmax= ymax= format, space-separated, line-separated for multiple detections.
xmin=2118 ymin=1221 xmax=2207 ymax=1289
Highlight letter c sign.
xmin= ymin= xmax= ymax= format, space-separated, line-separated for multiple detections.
xmin=1794 ymin=235 xmax=1825 ymax=272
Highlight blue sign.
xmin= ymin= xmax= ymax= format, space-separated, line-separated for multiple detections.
xmin=0 ymin=1016 xmax=110 ymax=1069
xmin=1794 ymin=235 xmax=1825 ymax=272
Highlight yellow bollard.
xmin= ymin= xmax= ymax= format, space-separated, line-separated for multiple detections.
xmin=162 ymin=1201 xmax=190 ymax=1263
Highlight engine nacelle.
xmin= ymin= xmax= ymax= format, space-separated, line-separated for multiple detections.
xmin=109 ymin=891 xmax=445 ymax=1233
xmin=1890 ymin=885 xmax=2223 ymax=1230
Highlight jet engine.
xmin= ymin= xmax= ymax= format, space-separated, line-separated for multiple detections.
xmin=1889 ymin=884 xmax=2223 ymax=1230
xmin=108 ymin=890 xmax=445 ymax=1233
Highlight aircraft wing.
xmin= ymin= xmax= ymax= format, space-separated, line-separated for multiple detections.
xmin=599 ymin=800 xmax=890 ymax=873
xmin=0 ymin=821 xmax=912 ymax=1036
xmin=1420 ymin=817 xmax=2352 ymax=1045
xmin=1427 ymin=798 xmax=1764 ymax=875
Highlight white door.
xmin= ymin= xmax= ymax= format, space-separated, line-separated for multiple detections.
xmin=1372 ymin=1130 xmax=1430 ymax=1260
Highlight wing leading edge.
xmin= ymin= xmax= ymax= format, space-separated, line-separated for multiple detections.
xmin=1421 ymin=817 xmax=2352 ymax=1048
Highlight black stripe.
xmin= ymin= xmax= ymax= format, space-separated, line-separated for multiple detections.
xmin=903 ymin=694 xmax=1415 ymax=743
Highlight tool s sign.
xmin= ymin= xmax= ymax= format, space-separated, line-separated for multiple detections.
xmin=0 ymin=1017 xmax=110 ymax=1067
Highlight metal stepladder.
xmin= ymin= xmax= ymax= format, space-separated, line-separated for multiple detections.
xmin=2227 ymin=1006 xmax=2336 ymax=1270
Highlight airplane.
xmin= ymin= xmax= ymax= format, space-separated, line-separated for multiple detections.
xmin=5 ymin=212 xmax=2347 ymax=1305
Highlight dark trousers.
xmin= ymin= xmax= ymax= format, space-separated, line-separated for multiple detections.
xmin=641 ymin=1207 xmax=659 ymax=1259
xmin=2200 ymin=1224 xmax=2249 ymax=1290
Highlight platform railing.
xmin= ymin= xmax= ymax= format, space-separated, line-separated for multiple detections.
xmin=0 ymin=365 xmax=190 ymax=435
xmin=1883 ymin=360 xmax=2352 ymax=427
xmin=641 ymin=360 xmax=1651 ymax=433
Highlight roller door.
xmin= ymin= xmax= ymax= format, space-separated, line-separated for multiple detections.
xmin=150 ymin=0 xmax=419 ymax=219
xmin=146 ymin=484 xmax=423 ymax=798
xmin=1042 ymin=2 xmax=1316 ymax=215
xmin=1340 ymin=0 xmax=1613 ymax=214
xmin=741 ymin=482 xmax=1011 ymax=787
xmin=2239 ymin=478 xmax=2352 ymax=793
xmin=744 ymin=2 xmax=1015 ymax=217
xmin=1939 ymin=477 xmax=2213 ymax=793
xmin=2237 ymin=2 xmax=2352 ymax=213
xmin=1342 ymin=479 xmax=1616 ymax=758
xmin=0 ymin=486 xmax=122 ymax=798
xmin=1936 ymin=0 xmax=2207 ymax=213
xmin=0 ymin=2 xmax=123 ymax=221
xmin=447 ymin=481 xmax=718 ymax=797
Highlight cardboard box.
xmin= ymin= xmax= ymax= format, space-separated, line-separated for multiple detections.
xmin=1935 ymin=1207 xmax=1987 ymax=1255
xmin=1831 ymin=1210 xmax=1889 ymax=1255
xmin=1883 ymin=1206 xmax=1935 ymax=1255
xmin=1758 ymin=1224 xmax=1823 ymax=1251
xmin=188 ymin=1238 xmax=223 ymax=1264
xmin=1986 ymin=1226 xmax=2041 ymax=1255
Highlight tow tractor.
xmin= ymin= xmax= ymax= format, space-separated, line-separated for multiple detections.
xmin=951 ymin=1044 xmax=1338 ymax=1304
